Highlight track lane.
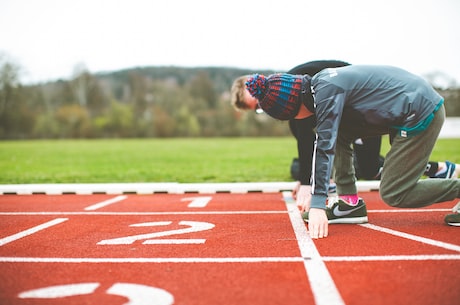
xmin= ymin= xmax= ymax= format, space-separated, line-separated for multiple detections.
xmin=1 ymin=192 xmax=459 ymax=305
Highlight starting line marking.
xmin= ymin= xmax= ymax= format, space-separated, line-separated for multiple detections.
xmin=0 ymin=218 xmax=68 ymax=246
xmin=283 ymin=191 xmax=345 ymax=305
xmin=360 ymin=223 xmax=460 ymax=252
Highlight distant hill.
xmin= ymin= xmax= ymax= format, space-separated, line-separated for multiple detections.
xmin=1 ymin=63 xmax=459 ymax=139
xmin=95 ymin=66 xmax=277 ymax=94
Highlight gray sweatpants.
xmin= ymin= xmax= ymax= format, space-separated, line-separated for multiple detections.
xmin=335 ymin=104 xmax=460 ymax=208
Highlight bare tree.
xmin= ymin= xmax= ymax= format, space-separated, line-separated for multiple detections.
xmin=0 ymin=53 xmax=21 ymax=137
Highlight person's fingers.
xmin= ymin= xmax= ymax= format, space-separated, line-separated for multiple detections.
xmin=297 ymin=202 xmax=305 ymax=212
xmin=296 ymin=197 xmax=305 ymax=212
xmin=292 ymin=182 xmax=300 ymax=200
xmin=308 ymin=222 xmax=328 ymax=239
xmin=318 ymin=224 xmax=324 ymax=238
xmin=309 ymin=223 xmax=318 ymax=239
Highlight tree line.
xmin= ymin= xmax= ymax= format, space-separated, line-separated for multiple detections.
xmin=1 ymin=56 xmax=459 ymax=139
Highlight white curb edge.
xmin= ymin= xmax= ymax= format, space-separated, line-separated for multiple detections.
xmin=0 ymin=181 xmax=380 ymax=195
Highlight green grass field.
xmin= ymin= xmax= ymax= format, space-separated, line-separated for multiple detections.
xmin=0 ymin=137 xmax=459 ymax=184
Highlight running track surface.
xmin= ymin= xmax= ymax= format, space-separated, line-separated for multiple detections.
xmin=0 ymin=191 xmax=459 ymax=305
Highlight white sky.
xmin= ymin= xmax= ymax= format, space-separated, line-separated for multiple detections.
xmin=1 ymin=0 xmax=459 ymax=86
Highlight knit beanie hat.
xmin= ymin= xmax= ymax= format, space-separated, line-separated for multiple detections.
xmin=245 ymin=73 xmax=310 ymax=120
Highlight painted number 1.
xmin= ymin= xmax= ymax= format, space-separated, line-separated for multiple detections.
xmin=97 ymin=221 xmax=215 ymax=245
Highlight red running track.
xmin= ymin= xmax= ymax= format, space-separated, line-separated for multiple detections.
xmin=0 ymin=192 xmax=459 ymax=305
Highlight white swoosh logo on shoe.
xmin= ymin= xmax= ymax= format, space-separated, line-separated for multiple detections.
xmin=333 ymin=205 xmax=364 ymax=217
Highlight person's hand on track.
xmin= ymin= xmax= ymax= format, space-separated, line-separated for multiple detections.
xmin=308 ymin=208 xmax=328 ymax=238
xmin=295 ymin=184 xmax=312 ymax=212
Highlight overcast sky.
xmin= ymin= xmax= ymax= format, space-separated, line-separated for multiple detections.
xmin=1 ymin=0 xmax=459 ymax=86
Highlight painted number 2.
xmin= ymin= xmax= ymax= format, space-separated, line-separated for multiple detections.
xmin=19 ymin=282 xmax=174 ymax=305
xmin=97 ymin=221 xmax=215 ymax=245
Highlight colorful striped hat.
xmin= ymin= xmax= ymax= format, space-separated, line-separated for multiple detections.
xmin=245 ymin=73 xmax=304 ymax=120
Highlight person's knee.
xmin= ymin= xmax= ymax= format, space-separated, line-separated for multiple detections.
xmin=380 ymin=189 xmax=405 ymax=207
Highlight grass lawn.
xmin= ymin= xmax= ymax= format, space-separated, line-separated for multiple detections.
xmin=0 ymin=137 xmax=458 ymax=184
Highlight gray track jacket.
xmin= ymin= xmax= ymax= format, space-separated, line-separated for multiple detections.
xmin=308 ymin=65 xmax=444 ymax=209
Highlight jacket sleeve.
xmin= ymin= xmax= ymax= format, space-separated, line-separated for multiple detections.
xmin=310 ymin=84 xmax=346 ymax=210
xmin=287 ymin=61 xmax=350 ymax=186
xmin=292 ymin=116 xmax=316 ymax=185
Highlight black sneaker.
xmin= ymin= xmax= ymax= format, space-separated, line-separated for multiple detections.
xmin=302 ymin=197 xmax=368 ymax=224
xmin=435 ymin=161 xmax=458 ymax=179
xmin=445 ymin=201 xmax=460 ymax=226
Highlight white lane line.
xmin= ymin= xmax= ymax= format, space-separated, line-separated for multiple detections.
xmin=323 ymin=254 xmax=460 ymax=261
xmin=0 ymin=257 xmax=303 ymax=263
xmin=0 ymin=218 xmax=68 ymax=246
xmin=0 ymin=211 xmax=287 ymax=216
xmin=360 ymin=223 xmax=460 ymax=252
xmin=0 ymin=209 xmax=450 ymax=216
xmin=368 ymin=209 xmax=450 ymax=213
xmin=2 ymin=254 xmax=460 ymax=264
xmin=84 ymin=195 xmax=128 ymax=211
xmin=283 ymin=191 xmax=345 ymax=305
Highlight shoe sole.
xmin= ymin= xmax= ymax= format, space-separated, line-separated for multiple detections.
xmin=303 ymin=216 xmax=368 ymax=224
xmin=329 ymin=216 xmax=368 ymax=224
xmin=446 ymin=222 xmax=460 ymax=226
